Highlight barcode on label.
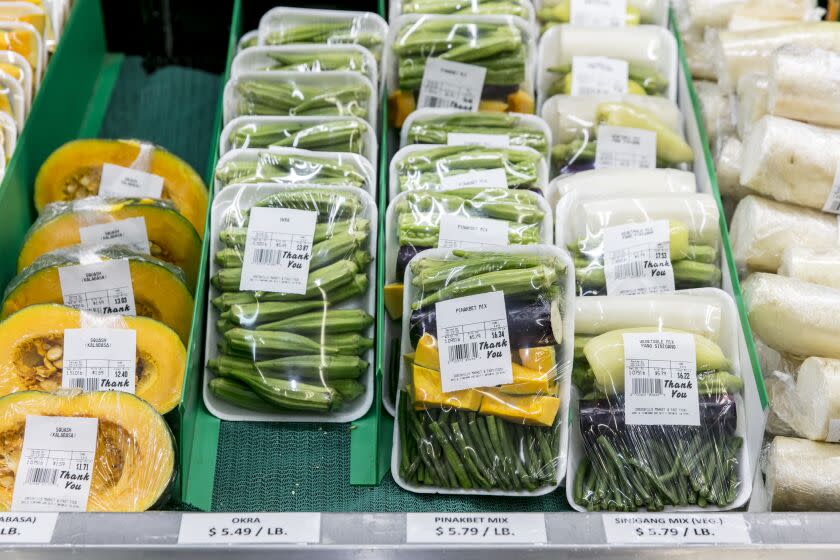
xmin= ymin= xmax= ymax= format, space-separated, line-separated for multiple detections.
xmin=24 ymin=468 xmax=59 ymax=486
xmin=632 ymin=378 xmax=662 ymax=396
xmin=424 ymin=95 xmax=449 ymax=109
xmin=448 ymin=342 xmax=480 ymax=363
xmin=251 ymin=248 xmax=284 ymax=266
xmin=612 ymin=261 xmax=644 ymax=280
xmin=68 ymin=377 xmax=100 ymax=392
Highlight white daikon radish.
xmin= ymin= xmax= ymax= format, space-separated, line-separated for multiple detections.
xmin=683 ymin=31 xmax=718 ymax=80
xmin=768 ymin=45 xmax=840 ymax=128
xmin=743 ymin=272 xmax=840 ymax=360
xmin=740 ymin=115 xmax=840 ymax=210
xmin=684 ymin=0 xmax=745 ymax=30
xmin=735 ymin=72 xmax=767 ymax=140
xmin=767 ymin=436 xmax=840 ymax=511
xmin=546 ymin=168 xmax=696 ymax=209
xmin=770 ymin=358 xmax=840 ymax=441
xmin=778 ymin=247 xmax=840 ymax=290
xmin=714 ymin=136 xmax=750 ymax=199
xmin=730 ymin=195 xmax=838 ymax=272
xmin=694 ymin=80 xmax=734 ymax=143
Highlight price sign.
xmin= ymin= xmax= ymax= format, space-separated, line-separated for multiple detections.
xmin=0 ymin=513 xmax=58 ymax=543
xmin=178 ymin=513 xmax=321 ymax=545
xmin=406 ymin=513 xmax=547 ymax=544
xmin=603 ymin=513 xmax=751 ymax=544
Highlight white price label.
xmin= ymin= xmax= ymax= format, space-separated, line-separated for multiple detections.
xmin=438 ymin=216 xmax=509 ymax=250
xmin=623 ymin=332 xmax=699 ymax=426
xmin=569 ymin=0 xmax=627 ymax=27
xmin=58 ymin=259 xmax=136 ymax=316
xmin=827 ymin=419 xmax=840 ymax=442
xmin=447 ymin=132 xmax=510 ymax=148
xmin=78 ymin=217 xmax=150 ymax=254
xmin=821 ymin=164 xmax=840 ymax=214
xmin=603 ymin=513 xmax=751 ymax=544
xmin=239 ymin=207 xmax=317 ymax=294
xmin=418 ymin=59 xmax=486 ymax=112
xmin=595 ymin=125 xmax=657 ymax=170
xmin=98 ymin=164 xmax=164 ymax=199
xmin=178 ymin=513 xmax=321 ymax=544
xmin=0 ymin=513 xmax=58 ymax=543
xmin=406 ymin=513 xmax=547 ymax=544
xmin=603 ymin=220 xmax=674 ymax=296
xmin=12 ymin=416 xmax=98 ymax=512
xmin=435 ymin=291 xmax=513 ymax=392
xmin=61 ymin=328 xmax=136 ymax=394
xmin=570 ymin=56 xmax=629 ymax=97
xmin=440 ymin=168 xmax=508 ymax=190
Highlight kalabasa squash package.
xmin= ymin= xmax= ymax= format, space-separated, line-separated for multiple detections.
xmin=392 ymin=246 xmax=574 ymax=496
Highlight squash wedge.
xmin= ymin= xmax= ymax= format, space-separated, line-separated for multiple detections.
xmin=18 ymin=198 xmax=201 ymax=286
xmin=478 ymin=388 xmax=560 ymax=427
xmin=384 ymin=282 xmax=403 ymax=320
xmin=1 ymin=246 xmax=194 ymax=344
xmin=34 ymin=139 xmax=209 ymax=236
xmin=0 ymin=304 xmax=186 ymax=413
xmin=0 ymin=390 xmax=175 ymax=511
xmin=412 ymin=364 xmax=483 ymax=411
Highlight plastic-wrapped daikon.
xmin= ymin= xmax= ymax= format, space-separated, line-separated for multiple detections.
xmin=681 ymin=0 xmax=745 ymax=31
xmin=715 ymin=136 xmax=748 ymax=199
xmin=735 ymin=73 xmax=767 ymax=140
xmin=768 ymin=45 xmax=840 ymax=128
xmin=694 ymin=80 xmax=734 ymax=143
xmin=683 ymin=31 xmax=718 ymax=80
xmin=729 ymin=195 xmax=838 ymax=272
xmin=740 ymin=115 xmax=840 ymax=211
xmin=768 ymin=358 xmax=840 ymax=441
xmin=728 ymin=0 xmax=820 ymax=30
xmin=778 ymin=247 xmax=840 ymax=290
xmin=766 ymin=436 xmax=840 ymax=511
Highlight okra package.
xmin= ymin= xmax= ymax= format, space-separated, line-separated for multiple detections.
xmin=238 ymin=30 xmax=259 ymax=52
xmin=569 ymin=290 xmax=750 ymax=511
xmin=257 ymin=8 xmax=389 ymax=63
xmin=535 ymin=0 xmax=668 ymax=32
xmin=214 ymin=147 xmax=376 ymax=197
xmin=205 ymin=184 xmax=377 ymax=422
xmin=223 ymin=71 xmax=377 ymax=129
xmin=536 ymin=25 xmax=677 ymax=107
xmin=220 ymin=115 xmax=378 ymax=166
xmin=389 ymin=144 xmax=547 ymax=198
xmin=381 ymin=188 xmax=554 ymax=413
xmin=540 ymin=94 xmax=693 ymax=178
xmin=392 ymin=246 xmax=574 ymax=495
xmin=556 ymin=189 xmax=722 ymax=296
xmin=388 ymin=0 xmax=537 ymax=30
xmin=400 ymin=108 xmax=552 ymax=161
xmin=546 ymin=168 xmax=697 ymax=210
xmin=387 ymin=14 xmax=537 ymax=128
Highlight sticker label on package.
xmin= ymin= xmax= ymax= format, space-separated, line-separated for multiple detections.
xmin=594 ymin=125 xmax=657 ymax=169
xmin=0 ymin=513 xmax=58 ymax=543
xmin=603 ymin=513 xmax=751 ymax=544
xmin=178 ymin=513 xmax=321 ymax=544
xmin=418 ymin=59 xmax=486 ymax=112
xmin=447 ymin=132 xmax=510 ymax=148
xmin=61 ymin=328 xmax=136 ymax=394
xmin=570 ymin=56 xmax=629 ymax=97
xmin=78 ymin=217 xmax=150 ymax=254
xmin=406 ymin=513 xmax=547 ymax=544
xmin=435 ymin=291 xmax=513 ymax=392
xmin=440 ymin=168 xmax=508 ymax=190
xmin=58 ymin=259 xmax=136 ymax=316
xmin=438 ymin=216 xmax=509 ymax=250
xmin=821 ymin=164 xmax=840 ymax=214
xmin=11 ymin=416 xmax=98 ymax=512
xmin=603 ymin=220 xmax=674 ymax=296
xmin=98 ymin=164 xmax=164 ymax=199
xmin=623 ymin=332 xmax=699 ymax=426
xmin=239 ymin=207 xmax=317 ymax=294
xmin=569 ymin=0 xmax=627 ymax=27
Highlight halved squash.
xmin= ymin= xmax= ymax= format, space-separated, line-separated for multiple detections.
xmin=0 ymin=304 xmax=186 ymax=413
xmin=34 ymin=140 xmax=209 ymax=236
xmin=1 ymin=247 xmax=194 ymax=343
xmin=0 ymin=390 xmax=175 ymax=512
xmin=18 ymin=198 xmax=201 ymax=286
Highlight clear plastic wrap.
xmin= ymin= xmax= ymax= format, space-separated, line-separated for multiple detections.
xmin=0 ymin=244 xmax=194 ymax=344
xmin=728 ymin=0 xmax=821 ymax=31
xmin=0 ymin=21 xmax=43 ymax=82
xmin=682 ymin=29 xmax=717 ymax=80
xmin=569 ymin=289 xmax=749 ymax=511
xmin=257 ymin=8 xmax=388 ymax=63
xmin=540 ymin=94 xmax=692 ymax=177
xmin=735 ymin=72 xmax=767 ymax=140
xmin=0 ymin=110 xmax=15 ymax=159
xmin=729 ymin=195 xmax=838 ymax=273
xmin=205 ymin=184 xmax=376 ymax=422
xmin=693 ymin=80 xmax=734 ymax=145
xmin=679 ymin=0 xmax=745 ymax=31
xmin=387 ymin=14 xmax=536 ymax=126
xmin=0 ymin=389 xmax=175 ymax=512
xmin=778 ymin=247 xmax=840 ymax=290
xmin=766 ymin=436 xmax=840 ymax=511
xmin=389 ymin=144 xmax=546 ymax=198
xmin=742 ymin=272 xmax=840 ymax=361
xmin=740 ymin=115 xmax=840 ymax=211
xmin=220 ymin=115 xmax=377 ymax=165
xmin=537 ymin=25 xmax=677 ymax=106
xmin=391 ymin=246 xmax=574 ymax=495
xmin=400 ymin=108 xmax=551 ymax=160
xmin=222 ymin=71 xmax=377 ymax=128
xmin=0 ymin=304 xmax=186 ymax=414
xmin=238 ymin=30 xmax=258 ymax=52
xmin=546 ymin=168 xmax=696 ymax=210
xmin=214 ymin=148 xmax=376 ymax=197
xmin=766 ymin=357 xmax=840 ymax=442
xmin=556 ymin=191 xmax=722 ymax=296
xmin=0 ymin=66 xmax=23 ymax=129
xmin=390 ymin=0 xmax=536 ymax=25
xmin=714 ymin=135 xmax=746 ymax=199
xmin=0 ymin=49 xmax=32 ymax=112
xmin=767 ymin=45 xmax=840 ymax=128
xmin=18 ymin=197 xmax=201 ymax=286
xmin=535 ymin=0 xmax=667 ymax=33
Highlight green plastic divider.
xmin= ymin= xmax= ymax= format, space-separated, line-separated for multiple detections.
xmin=670 ymin=9 xmax=768 ymax=409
